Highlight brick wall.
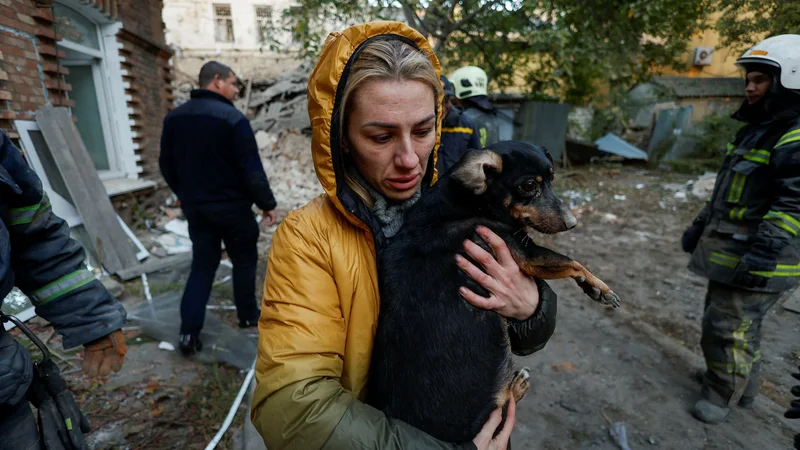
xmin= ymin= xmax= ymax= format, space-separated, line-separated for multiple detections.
xmin=0 ymin=1 xmax=71 ymax=139
xmin=0 ymin=0 xmax=172 ymax=184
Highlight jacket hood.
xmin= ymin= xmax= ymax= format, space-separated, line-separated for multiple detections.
xmin=307 ymin=21 xmax=443 ymax=231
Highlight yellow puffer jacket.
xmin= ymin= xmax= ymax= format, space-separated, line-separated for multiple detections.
xmin=251 ymin=21 xmax=557 ymax=450
xmin=251 ymin=21 xmax=466 ymax=450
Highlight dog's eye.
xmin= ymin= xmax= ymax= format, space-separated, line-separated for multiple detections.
xmin=519 ymin=180 xmax=537 ymax=193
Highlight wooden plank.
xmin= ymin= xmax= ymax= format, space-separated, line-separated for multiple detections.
xmin=116 ymin=253 xmax=193 ymax=281
xmin=35 ymin=107 xmax=138 ymax=273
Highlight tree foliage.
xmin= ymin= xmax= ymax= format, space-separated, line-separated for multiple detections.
xmin=716 ymin=0 xmax=800 ymax=54
xmin=273 ymin=0 xmax=714 ymax=105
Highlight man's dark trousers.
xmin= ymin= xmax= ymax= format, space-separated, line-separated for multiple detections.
xmin=180 ymin=200 xmax=260 ymax=335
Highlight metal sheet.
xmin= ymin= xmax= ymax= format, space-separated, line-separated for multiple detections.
xmin=512 ymin=101 xmax=571 ymax=161
xmin=594 ymin=133 xmax=648 ymax=160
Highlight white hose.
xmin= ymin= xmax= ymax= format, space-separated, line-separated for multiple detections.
xmin=204 ymin=361 xmax=257 ymax=450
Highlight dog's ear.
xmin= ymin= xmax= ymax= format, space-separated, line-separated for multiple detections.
xmin=542 ymin=147 xmax=554 ymax=166
xmin=451 ymin=150 xmax=503 ymax=195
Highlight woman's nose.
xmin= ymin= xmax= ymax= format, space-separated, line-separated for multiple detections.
xmin=394 ymin=136 xmax=419 ymax=169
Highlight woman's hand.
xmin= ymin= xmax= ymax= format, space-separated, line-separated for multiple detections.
xmin=455 ymin=226 xmax=539 ymax=321
xmin=472 ymin=396 xmax=516 ymax=450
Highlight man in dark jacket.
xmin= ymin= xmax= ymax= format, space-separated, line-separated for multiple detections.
xmin=437 ymin=75 xmax=482 ymax=175
xmin=0 ymin=130 xmax=127 ymax=448
xmin=681 ymin=34 xmax=800 ymax=424
xmin=159 ymin=61 xmax=277 ymax=355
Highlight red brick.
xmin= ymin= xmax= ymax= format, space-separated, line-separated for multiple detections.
xmin=32 ymin=8 xmax=54 ymax=23
xmin=41 ymin=62 xmax=68 ymax=75
xmin=0 ymin=91 xmax=11 ymax=101
xmin=44 ymin=79 xmax=70 ymax=91
xmin=16 ymin=13 xmax=35 ymax=26
xmin=0 ymin=111 xmax=17 ymax=119
xmin=0 ymin=70 xmax=7 ymax=81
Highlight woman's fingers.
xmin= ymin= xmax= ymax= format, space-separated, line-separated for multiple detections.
xmin=476 ymin=226 xmax=516 ymax=267
xmin=462 ymin=239 xmax=503 ymax=274
xmin=460 ymin=286 xmax=502 ymax=311
xmin=495 ymin=396 xmax=517 ymax=445
xmin=456 ymin=253 xmax=500 ymax=292
xmin=475 ymin=407 xmax=503 ymax=442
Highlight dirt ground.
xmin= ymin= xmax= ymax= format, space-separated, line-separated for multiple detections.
xmin=9 ymin=162 xmax=799 ymax=449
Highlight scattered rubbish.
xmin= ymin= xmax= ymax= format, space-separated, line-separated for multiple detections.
xmin=690 ymin=172 xmax=717 ymax=200
xmin=164 ymin=219 xmax=190 ymax=239
xmin=648 ymin=436 xmax=658 ymax=445
xmin=609 ymin=422 xmax=632 ymax=450
xmin=158 ymin=341 xmax=176 ymax=351
xmin=204 ymin=361 xmax=256 ymax=450
xmin=602 ymin=213 xmax=620 ymax=224
xmin=674 ymin=191 xmax=687 ymax=200
xmin=636 ymin=184 xmax=645 ymax=189
xmin=551 ymin=362 xmax=576 ymax=372
xmin=614 ymin=195 xmax=627 ymax=201
xmin=153 ymin=233 xmax=193 ymax=255
xmin=594 ymin=133 xmax=649 ymax=161
xmin=246 ymin=66 xmax=312 ymax=134
xmin=559 ymin=398 xmax=591 ymax=414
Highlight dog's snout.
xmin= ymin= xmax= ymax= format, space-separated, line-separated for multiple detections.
xmin=559 ymin=201 xmax=577 ymax=229
xmin=563 ymin=211 xmax=577 ymax=229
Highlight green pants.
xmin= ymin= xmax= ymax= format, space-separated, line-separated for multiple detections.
xmin=700 ymin=281 xmax=782 ymax=407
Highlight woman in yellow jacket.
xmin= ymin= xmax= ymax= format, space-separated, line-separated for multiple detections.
xmin=252 ymin=22 xmax=558 ymax=449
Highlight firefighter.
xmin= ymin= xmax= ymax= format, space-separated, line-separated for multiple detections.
xmin=0 ymin=130 xmax=127 ymax=449
xmin=681 ymin=34 xmax=800 ymax=424
xmin=437 ymin=75 xmax=482 ymax=174
xmin=450 ymin=66 xmax=500 ymax=148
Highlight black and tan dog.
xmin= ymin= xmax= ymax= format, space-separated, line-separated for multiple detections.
xmin=366 ymin=140 xmax=620 ymax=443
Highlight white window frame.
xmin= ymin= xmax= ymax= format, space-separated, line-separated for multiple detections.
xmin=14 ymin=120 xmax=149 ymax=261
xmin=55 ymin=1 xmax=139 ymax=182
xmin=213 ymin=3 xmax=235 ymax=43
xmin=254 ymin=5 xmax=273 ymax=44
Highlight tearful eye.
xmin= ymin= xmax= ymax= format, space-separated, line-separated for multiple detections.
xmin=519 ymin=180 xmax=537 ymax=193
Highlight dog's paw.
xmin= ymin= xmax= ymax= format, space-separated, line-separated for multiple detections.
xmin=510 ymin=367 xmax=531 ymax=402
xmin=601 ymin=291 xmax=621 ymax=308
xmin=577 ymin=278 xmax=602 ymax=301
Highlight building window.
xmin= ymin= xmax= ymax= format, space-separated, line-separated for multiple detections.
xmin=255 ymin=5 xmax=273 ymax=44
xmin=214 ymin=4 xmax=234 ymax=43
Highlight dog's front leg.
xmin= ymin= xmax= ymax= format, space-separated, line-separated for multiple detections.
xmin=507 ymin=241 xmax=620 ymax=308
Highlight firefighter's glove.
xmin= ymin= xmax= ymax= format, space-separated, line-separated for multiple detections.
xmin=731 ymin=254 xmax=774 ymax=289
xmin=784 ymin=366 xmax=800 ymax=448
xmin=681 ymin=223 xmax=704 ymax=253
xmin=81 ymin=329 xmax=126 ymax=378
xmin=28 ymin=359 xmax=91 ymax=450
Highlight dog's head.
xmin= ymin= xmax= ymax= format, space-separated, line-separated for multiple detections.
xmin=450 ymin=141 xmax=577 ymax=234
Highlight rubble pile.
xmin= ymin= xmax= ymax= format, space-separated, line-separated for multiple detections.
xmin=246 ymin=65 xmax=312 ymax=133
xmin=259 ymin=129 xmax=322 ymax=213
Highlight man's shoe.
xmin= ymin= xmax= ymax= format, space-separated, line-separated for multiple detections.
xmin=738 ymin=395 xmax=756 ymax=409
xmin=693 ymin=399 xmax=730 ymax=424
xmin=179 ymin=334 xmax=202 ymax=356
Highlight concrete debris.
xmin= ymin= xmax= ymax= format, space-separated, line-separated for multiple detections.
xmin=260 ymin=129 xmax=322 ymax=212
xmin=159 ymin=341 xmax=176 ymax=351
xmin=244 ymin=65 xmax=312 ymax=134
xmin=690 ymin=172 xmax=716 ymax=200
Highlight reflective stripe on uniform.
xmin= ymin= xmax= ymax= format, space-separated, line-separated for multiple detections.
xmin=743 ymin=148 xmax=770 ymax=164
xmin=732 ymin=319 xmax=752 ymax=376
xmin=729 ymin=206 xmax=746 ymax=221
xmin=31 ymin=269 xmax=95 ymax=305
xmin=727 ymin=172 xmax=746 ymax=203
xmin=9 ymin=193 xmax=51 ymax=226
xmin=763 ymin=210 xmax=800 ymax=236
xmin=710 ymin=251 xmax=739 ymax=269
xmin=775 ymin=129 xmax=800 ymax=149
xmin=441 ymin=127 xmax=474 ymax=135
xmin=726 ymin=142 xmax=735 ymax=155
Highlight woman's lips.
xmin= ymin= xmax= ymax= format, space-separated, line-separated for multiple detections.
xmin=387 ymin=174 xmax=419 ymax=190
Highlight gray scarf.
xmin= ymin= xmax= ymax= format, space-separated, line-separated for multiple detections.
xmin=347 ymin=167 xmax=421 ymax=238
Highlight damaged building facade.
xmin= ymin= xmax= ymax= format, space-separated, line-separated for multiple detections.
xmin=0 ymin=0 xmax=173 ymax=196
xmin=163 ymin=0 xmax=301 ymax=90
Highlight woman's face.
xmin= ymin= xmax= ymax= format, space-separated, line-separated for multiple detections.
xmin=346 ymin=79 xmax=436 ymax=202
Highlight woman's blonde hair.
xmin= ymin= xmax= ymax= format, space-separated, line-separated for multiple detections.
xmin=338 ymin=38 xmax=442 ymax=207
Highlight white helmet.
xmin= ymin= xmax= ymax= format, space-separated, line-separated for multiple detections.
xmin=450 ymin=66 xmax=488 ymax=99
xmin=736 ymin=34 xmax=800 ymax=90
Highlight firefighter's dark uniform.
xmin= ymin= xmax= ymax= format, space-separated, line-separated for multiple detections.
xmin=685 ymin=97 xmax=800 ymax=408
xmin=437 ymin=106 xmax=481 ymax=174
xmin=461 ymin=98 xmax=500 ymax=148
xmin=0 ymin=131 xmax=126 ymax=448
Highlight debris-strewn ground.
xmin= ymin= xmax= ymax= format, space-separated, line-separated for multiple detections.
xmin=10 ymin=149 xmax=798 ymax=449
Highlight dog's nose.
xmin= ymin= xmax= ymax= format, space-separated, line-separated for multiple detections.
xmin=562 ymin=211 xmax=577 ymax=229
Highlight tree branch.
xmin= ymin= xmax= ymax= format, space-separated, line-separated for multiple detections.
xmin=444 ymin=0 xmax=502 ymax=35
xmin=397 ymin=0 xmax=438 ymax=39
